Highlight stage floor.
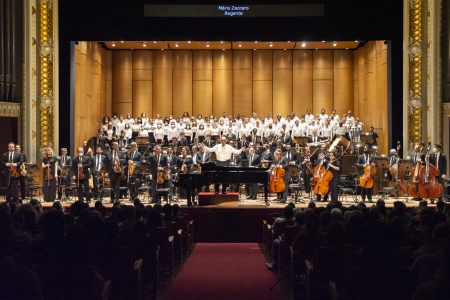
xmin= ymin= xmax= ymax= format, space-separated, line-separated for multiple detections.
xmin=0 ymin=194 xmax=437 ymax=210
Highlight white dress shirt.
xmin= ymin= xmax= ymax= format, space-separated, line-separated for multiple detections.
xmin=203 ymin=144 xmax=243 ymax=162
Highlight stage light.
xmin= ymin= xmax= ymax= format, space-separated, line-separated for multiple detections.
xmin=238 ymin=44 xmax=242 ymax=48
xmin=161 ymin=48 xmax=164 ymax=51
xmin=269 ymin=43 xmax=273 ymax=47
xmin=254 ymin=41 xmax=258 ymax=43
xmin=112 ymin=42 xmax=116 ymax=47
xmin=354 ymin=40 xmax=358 ymax=43
xmin=143 ymin=43 xmax=147 ymax=47
xmin=287 ymin=41 xmax=291 ymax=43
xmin=333 ymin=42 xmax=337 ymax=47
xmin=187 ymin=41 xmax=191 ymax=44
xmin=120 ymin=41 xmax=124 ymax=44
xmin=301 ymin=42 xmax=306 ymax=48
xmin=321 ymin=40 xmax=325 ymax=43
xmin=283 ymin=49 xmax=287 ymax=51
xmin=253 ymin=48 xmax=256 ymax=51
xmin=345 ymin=48 xmax=349 ymax=50
xmin=222 ymin=49 xmax=226 ymax=51
xmin=206 ymin=44 xmax=210 ymax=48
xmin=153 ymin=41 xmax=157 ymax=44
xmin=220 ymin=41 xmax=224 ymax=44
xmin=175 ymin=44 xmax=179 ymax=47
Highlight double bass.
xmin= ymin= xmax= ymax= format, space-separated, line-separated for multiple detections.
xmin=416 ymin=143 xmax=443 ymax=199
xmin=408 ymin=144 xmax=424 ymax=197
xmin=312 ymin=152 xmax=326 ymax=186
xmin=313 ymin=161 xmax=334 ymax=197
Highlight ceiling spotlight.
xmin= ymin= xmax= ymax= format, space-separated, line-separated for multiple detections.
xmin=333 ymin=42 xmax=337 ymax=47
xmin=238 ymin=44 xmax=242 ymax=48
xmin=254 ymin=41 xmax=258 ymax=43
xmin=112 ymin=43 xmax=116 ymax=47
xmin=187 ymin=41 xmax=191 ymax=44
xmin=175 ymin=44 xmax=179 ymax=47
xmin=253 ymin=48 xmax=256 ymax=51
xmin=153 ymin=41 xmax=157 ymax=44
xmin=321 ymin=40 xmax=326 ymax=43
xmin=220 ymin=41 xmax=224 ymax=44
xmin=315 ymin=48 xmax=319 ymax=50
xmin=301 ymin=42 xmax=306 ymax=48
xmin=120 ymin=41 xmax=124 ymax=44
xmin=287 ymin=41 xmax=291 ymax=43
xmin=283 ymin=49 xmax=287 ymax=51
xmin=143 ymin=43 xmax=147 ymax=47
xmin=222 ymin=49 xmax=226 ymax=51
xmin=161 ymin=48 xmax=164 ymax=51
xmin=206 ymin=44 xmax=210 ymax=48
xmin=345 ymin=48 xmax=349 ymax=50
xmin=354 ymin=40 xmax=358 ymax=43
xmin=269 ymin=43 xmax=273 ymax=47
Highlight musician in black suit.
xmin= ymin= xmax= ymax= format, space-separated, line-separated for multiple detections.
xmin=356 ymin=145 xmax=376 ymax=202
xmin=280 ymin=129 xmax=292 ymax=146
xmin=15 ymin=144 xmax=27 ymax=201
xmin=246 ymin=147 xmax=261 ymax=199
xmin=125 ymin=142 xmax=142 ymax=200
xmin=2 ymin=142 xmax=24 ymax=203
xmin=165 ymin=147 xmax=178 ymax=173
xmin=300 ymin=147 xmax=316 ymax=195
xmin=57 ymin=147 xmax=72 ymax=200
xmin=260 ymin=144 xmax=274 ymax=168
xmin=177 ymin=132 xmax=189 ymax=147
xmin=106 ymin=142 xmax=126 ymax=203
xmin=71 ymin=147 xmax=92 ymax=203
xmin=91 ymin=147 xmax=107 ymax=200
xmin=387 ymin=148 xmax=400 ymax=181
xmin=203 ymin=134 xmax=215 ymax=148
xmin=271 ymin=148 xmax=288 ymax=202
xmin=149 ymin=145 xmax=168 ymax=203
xmin=431 ymin=144 xmax=447 ymax=192
xmin=95 ymin=129 xmax=107 ymax=149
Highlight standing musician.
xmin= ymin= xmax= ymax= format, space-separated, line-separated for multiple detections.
xmin=356 ymin=145 xmax=376 ymax=202
xmin=91 ymin=147 xmax=107 ymax=200
xmin=246 ymin=146 xmax=261 ymax=199
xmin=199 ymin=136 xmax=245 ymax=194
xmin=42 ymin=148 xmax=58 ymax=202
xmin=1 ymin=142 xmax=23 ymax=203
xmin=260 ymin=144 xmax=274 ymax=168
xmin=15 ymin=144 xmax=27 ymax=201
xmin=149 ymin=145 xmax=168 ymax=203
xmin=431 ymin=144 xmax=447 ymax=198
xmin=271 ymin=148 xmax=288 ymax=202
xmin=95 ymin=129 xmax=107 ymax=149
xmin=57 ymin=148 xmax=72 ymax=200
xmin=126 ymin=142 xmax=142 ymax=200
xmin=71 ymin=147 xmax=92 ymax=203
xmin=300 ymin=147 xmax=315 ymax=196
xmin=106 ymin=142 xmax=125 ymax=203
xmin=326 ymin=152 xmax=341 ymax=203
xmin=177 ymin=146 xmax=194 ymax=205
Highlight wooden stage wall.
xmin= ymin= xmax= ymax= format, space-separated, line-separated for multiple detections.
xmin=74 ymin=41 xmax=388 ymax=153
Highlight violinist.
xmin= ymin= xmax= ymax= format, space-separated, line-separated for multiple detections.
xmin=1 ymin=142 xmax=23 ymax=203
xmin=271 ymin=148 xmax=288 ymax=203
xmin=91 ymin=147 xmax=107 ymax=200
xmin=126 ymin=142 xmax=142 ymax=200
xmin=150 ymin=145 xmax=168 ymax=203
xmin=71 ymin=147 xmax=92 ymax=203
xmin=15 ymin=144 xmax=27 ymax=201
xmin=42 ymin=148 xmax=58 ymax=202
xmin=260 ymin=143 xmax=274 ymax=168
xmin=177 ymin=146 xmax=194 ymax=205
xmin=356 ymin=145 xmax=376 ymax=202
xmin=106 ymin=142 xmax=125 ymax=203
xmin=57 ymin=148 xmax=72 ymax=200
xmin=300 ymin=147 xmax=316 ymax=195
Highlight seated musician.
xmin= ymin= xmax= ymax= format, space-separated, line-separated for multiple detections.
xmin=199 ymin=136 xmax=245 ymax=194
xmin=91 ymin=146 xmax=107 ymax=200
xmin=126 ymin=142 xmax=142 ymax=200
xmin=57 ymin=147 xmax=72 ymax=200
xmin=246 ymin=147 xmax=261 ymax=199
xmin=260 ymin=144 xmax=274 ymax=168
xmin=387 ymin=148 xmax=400 ymax=181
xmin=356 ymin=145 xmax=376 ymax=202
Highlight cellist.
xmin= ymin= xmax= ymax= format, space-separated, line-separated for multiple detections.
xmin=315 ymin=151 xmax=341 ymax=203
xmin=271 ymin=148 xmax=288 ymax=203
xmin=356 ymin=145 xmax=376 ymax=202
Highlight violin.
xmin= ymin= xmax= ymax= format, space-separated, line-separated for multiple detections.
xmin=10 ymin=165 xmax=20 ymax=178
xmin=157 ymin=167 xmax=165 ymax=185
xmin=78 ymin=159 xmax=85 ymax=180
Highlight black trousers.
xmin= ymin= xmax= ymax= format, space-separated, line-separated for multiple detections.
xmin=92 ymin=173 xmax=101 ymax=199
xmin=6 ymin=177 xmax=19 ymax=203
xmin=110 ymin=172 xmax=122 ymax=202
xmin=43 ymin=179 xmax=57 ymax=202
xmin=303 ymin=173 xmax=312 ymax=193
xmin=18 ymin=175 xmax=26 ymax=199
xmin=77 ymin=178 xmax=91 ymax=202
xmin=361 ymin=187 xmax=373 ymax=201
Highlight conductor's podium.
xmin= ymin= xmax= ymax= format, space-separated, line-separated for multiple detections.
xmin=198 ymin=192 xmax=240 ymax=206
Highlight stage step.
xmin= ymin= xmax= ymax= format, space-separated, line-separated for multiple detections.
xmin=198 ymin=192 xmax=239 ymax=206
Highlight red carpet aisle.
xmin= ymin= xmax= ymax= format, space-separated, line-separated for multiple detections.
xmin=165 ymin=243 xmax=283 ymax=300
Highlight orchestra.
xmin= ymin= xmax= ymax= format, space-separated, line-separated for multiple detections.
xmin=1 ymin=109 xmax=447 ymax=205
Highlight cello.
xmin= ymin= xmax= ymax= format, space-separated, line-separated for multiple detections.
xmin=269 ymin=157 xmax=286 ymax=193
xmin=417 ymin=143 xmax=443 ymax=199
xmin=359 ymin=151 xmax=377 ymax=189
xmin=313 ymin=161 xmax=334 ymax=197
xmin=312 ymin=152 xmax=326 ymax=187
xmin=408 ymin=144 xmax=424 ymax=197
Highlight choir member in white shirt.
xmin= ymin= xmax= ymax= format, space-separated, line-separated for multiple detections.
xmin=125 ymin=114 xmax=135 ymax=126
xmin=184 ymin=123 xmax=193 ymax=144
xmin=196 ymin=124 xmax=206 ymax=142
xmin=320 ymin=120 xmax=334 ymax=140
xmin=167 ymin=122 xmax=178 ymax=141
xmin=318 ymin=108 xmax=328 ymax=123
xmin=199 ymin=136 xmax=246 ymax=193
xmin=307 ymin=120 xmax=319 ymax=136
xmin=116 ymin=116 xmax=126 ymax=135
xmin=140 ymin=112 xmax=149 ymax=125
xmin=182 ymin=112 xmax=191 ymax=125
xmin=291 ymin=120 xmax=306 ymax=138
xmin=304 ymin=109 xmax=314 ymax=124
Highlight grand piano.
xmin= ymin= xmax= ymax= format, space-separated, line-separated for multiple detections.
xmin=174 ymin=162 xmax=270 ymax=200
